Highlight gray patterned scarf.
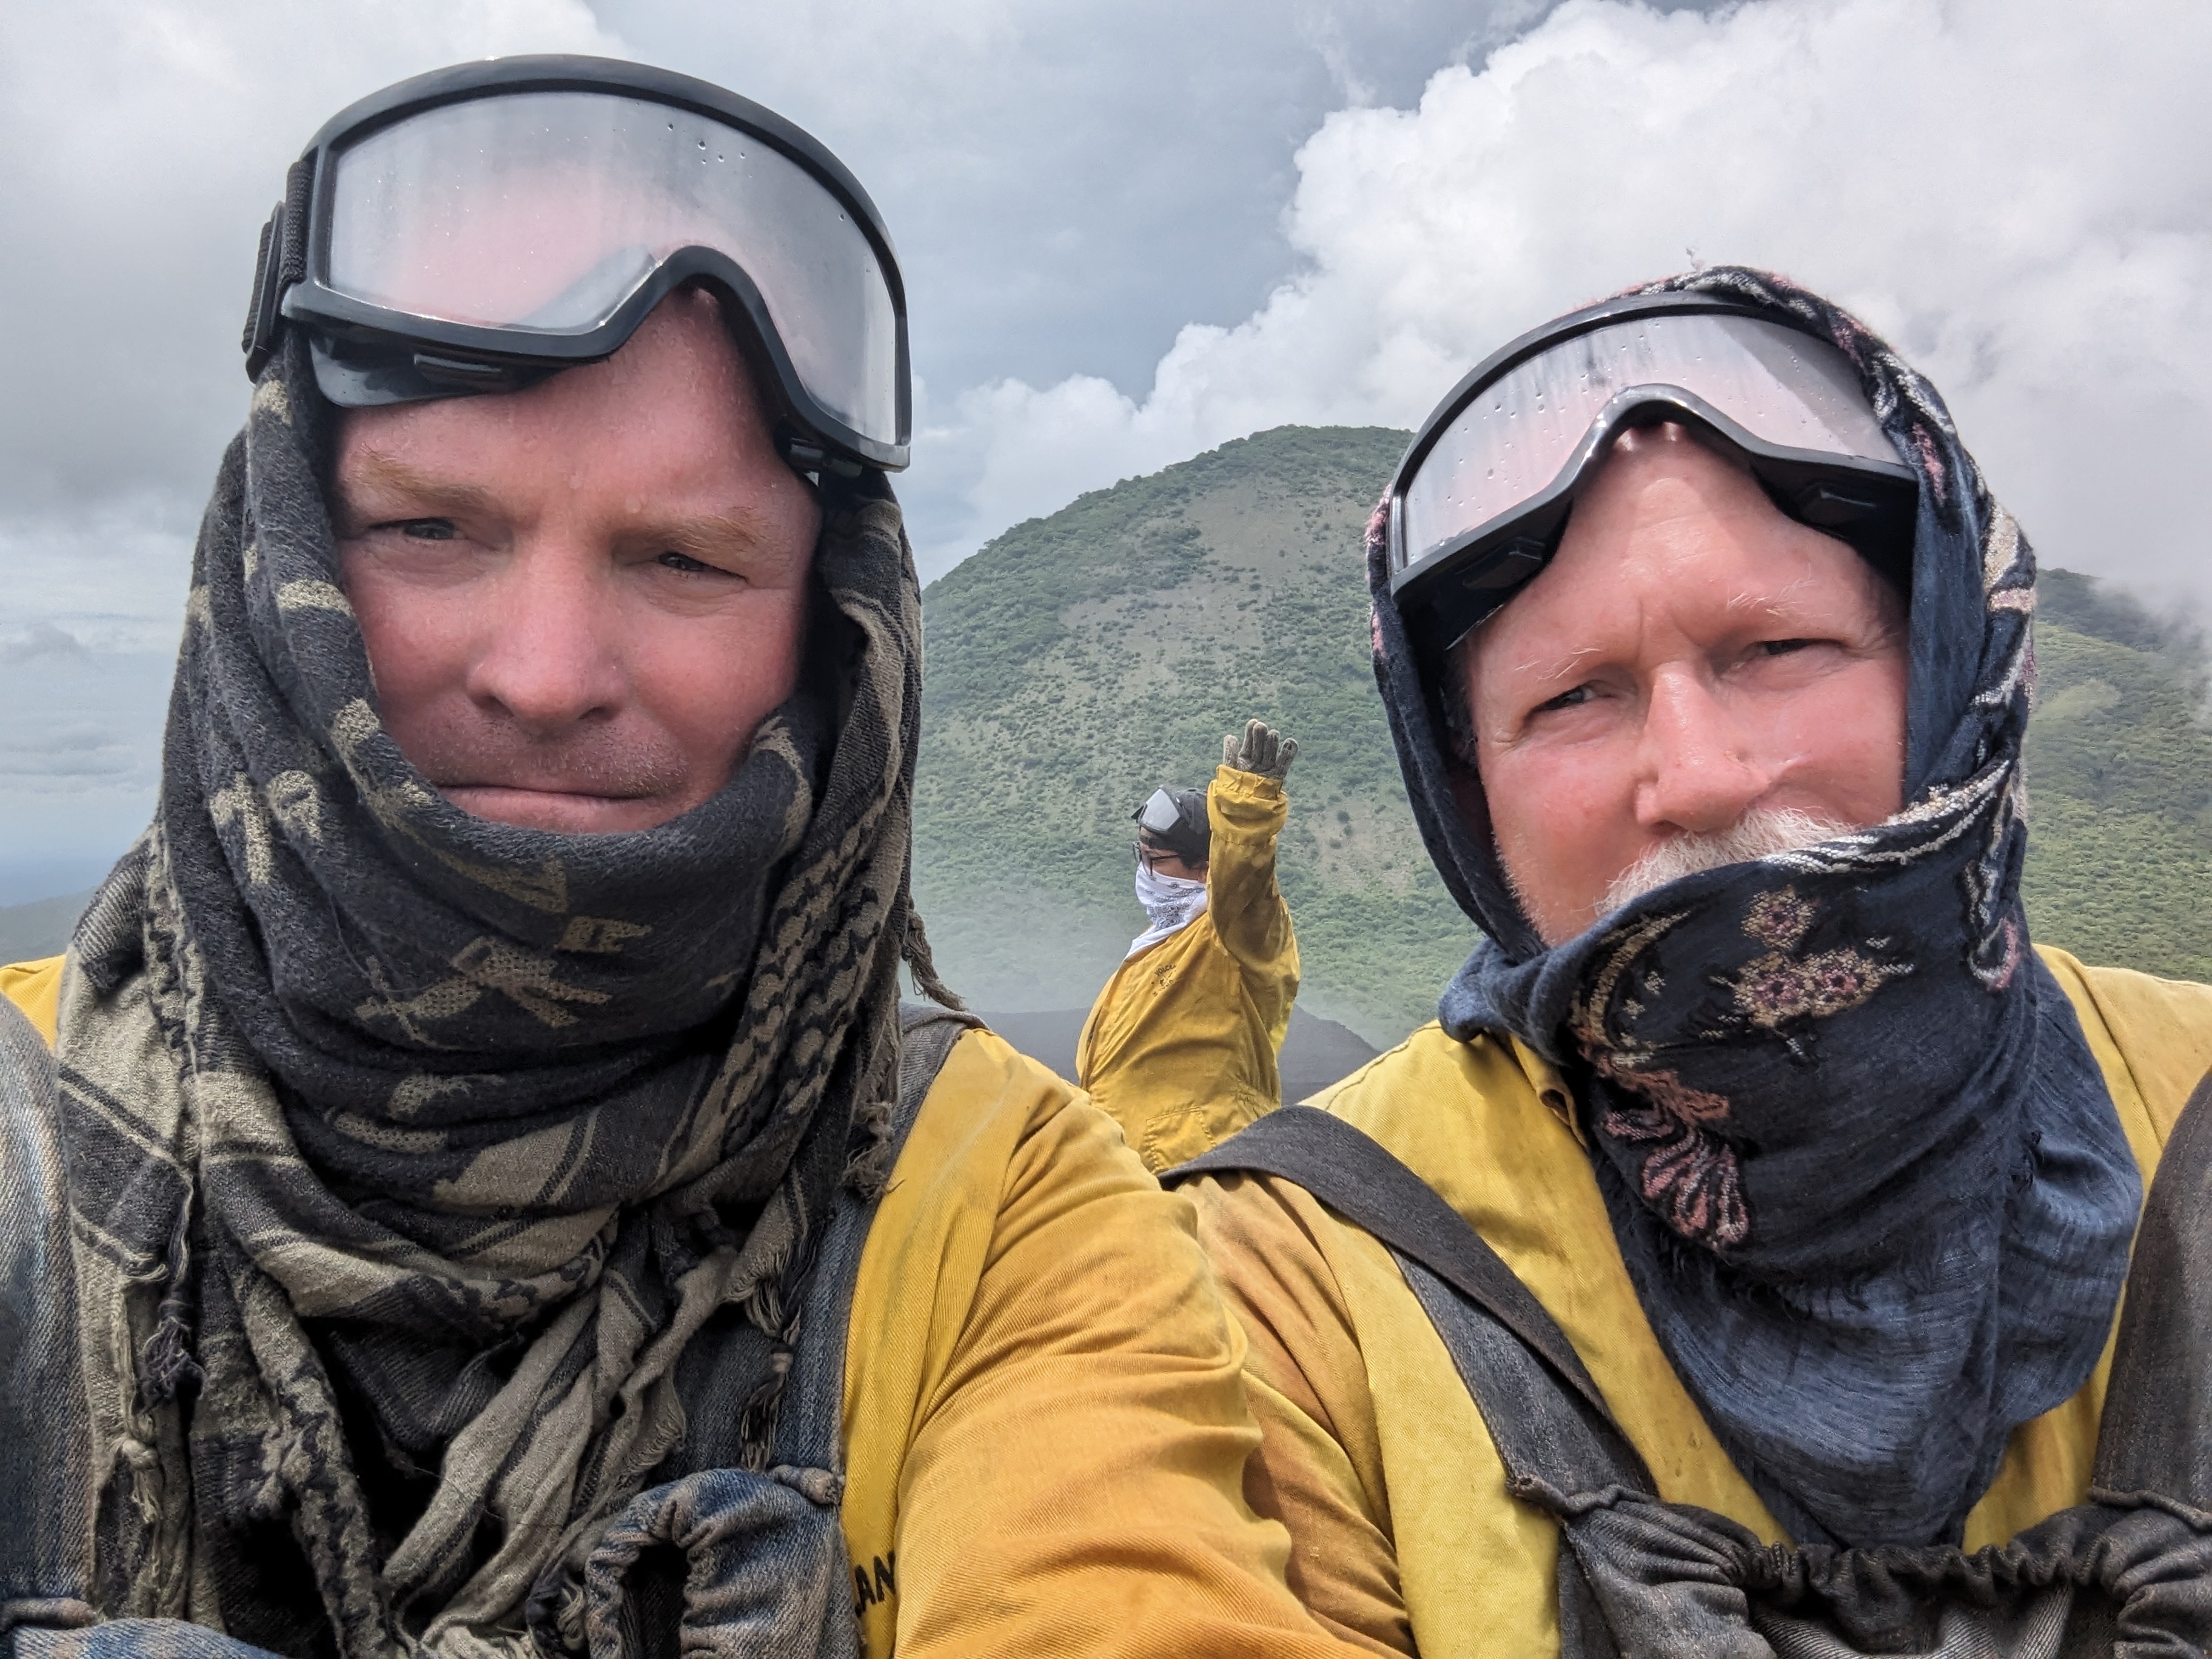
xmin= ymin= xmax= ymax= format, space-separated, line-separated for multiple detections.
xmin=1370 ymin=268 xmax=2139 ymax=1549
xmin=52 ymin=327 xmax=953 ymax=1656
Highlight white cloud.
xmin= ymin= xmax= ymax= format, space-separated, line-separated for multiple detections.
xmin=925 ymin=0 xmax=2212 ymax=609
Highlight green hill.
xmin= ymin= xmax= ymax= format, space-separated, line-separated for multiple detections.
xmin=2021 ymin=572 xmax=2212 ymax=982
xmin=913 ymin=424 xmax=2212 ymax=1045
xmin=913 ymin=425 xmax=1468 ymax=1044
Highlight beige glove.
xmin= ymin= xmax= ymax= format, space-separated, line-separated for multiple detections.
xmin=1224 ymin=718 xmax=1297 ymax=781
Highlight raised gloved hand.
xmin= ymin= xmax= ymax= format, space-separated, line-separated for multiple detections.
xmin=1224 ymin=718 xmax=1297 ymax=781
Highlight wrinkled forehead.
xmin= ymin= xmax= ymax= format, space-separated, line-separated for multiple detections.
xmin=326 ymin=287 xmax=770 ymax=457
xmin=1463 ymin=424 xmax=1906 ymax=665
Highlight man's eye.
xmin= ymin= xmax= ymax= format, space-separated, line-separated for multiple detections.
xmin=657 ymin=550 xmax=715 ymax=574
xmin=1758 ymin=638 xmax=1815 ymax=657
xmin=1534 ymin=685 xmax=1592 ymax=714
xmin=397 ymin=519 xmax=458 ymax=541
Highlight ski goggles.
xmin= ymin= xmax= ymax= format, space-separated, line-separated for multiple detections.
xmin=243 ymin=56 xmax=910 ymax=471
xmin=1136 ymin=788 xmax=1186 ymax=836
xmin=1383 ymin=294 xmax=1918 ymax=663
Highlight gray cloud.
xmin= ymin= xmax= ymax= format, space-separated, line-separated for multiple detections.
xmin=0 ymin=0 xmax=617 ymax=523
xmin=1 ymin=624 xmax=88 ymax=666
xmin=0 ymin=648 xmax=172 ymax=899
xmin=597 ymin=0 xmax=1541 ymax=395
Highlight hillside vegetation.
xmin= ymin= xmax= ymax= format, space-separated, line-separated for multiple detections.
xmin=913 ymin=425 xmax=2212 ymax=1044
xmin=2022 ymin=572 xmax=2211 ymax=982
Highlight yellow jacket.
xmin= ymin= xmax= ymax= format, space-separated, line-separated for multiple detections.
xmin=1079 ymin=766 xmax=1301 ymax=1171
xmin=2 ymin=954 xmax=1361 ymax=1659
xmin=1184 ymin=948 xmax=2212 ymax=1657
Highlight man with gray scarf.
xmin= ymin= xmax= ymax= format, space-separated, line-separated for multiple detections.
xmin=0 ymin=58 xmax=1362 ymax=1659
xmin=1173 ymin=271 xmax=2212 ymax=1654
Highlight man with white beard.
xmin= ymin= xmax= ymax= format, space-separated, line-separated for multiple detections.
xmin=1170 ymin=272 xmax=2212 ymax=1656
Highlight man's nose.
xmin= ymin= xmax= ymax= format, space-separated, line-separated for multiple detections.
xmin=463 ymin=549 xmax=626 ymax=734
xmin=1633 ymin=668 xmax=1773 ymax=834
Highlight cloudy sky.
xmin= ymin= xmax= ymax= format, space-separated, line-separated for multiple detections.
xmin=2 ymin=0 xmax=2208 ymax=900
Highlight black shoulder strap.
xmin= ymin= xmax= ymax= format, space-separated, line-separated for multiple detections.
xmin=1171 ymin=1107 xmax=1614 ymax=1423
xmin=2094 ymin=1067 xmax=2212 ymax=1506
xmin=1168 ymin=1106 xmax=1650 ymax=1491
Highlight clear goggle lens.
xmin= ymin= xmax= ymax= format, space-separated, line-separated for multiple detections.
xmin=323 ymin=90 xmax=899 ymax=446
xmin=1397 ymin=312 xmax=1904 ymax=580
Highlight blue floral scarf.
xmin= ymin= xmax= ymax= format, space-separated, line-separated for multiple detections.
xmin=1370 ymin=267 xmax=2140 ymax=1549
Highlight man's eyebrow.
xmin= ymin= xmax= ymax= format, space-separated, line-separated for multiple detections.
xmin=1728 ymin=575 xmax=1820 ymax=617
xmin=655 ymin=508 xmax=787 ymax=552
xmin=646 ymin=506 xmax=812 ymax=575
xmin=338 ymin=452 xmax=502 ymax=522
xmin=1514 ymin=645 xmax=1601 ymax=682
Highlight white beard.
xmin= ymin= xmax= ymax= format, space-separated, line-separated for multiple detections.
xmin=1599 ymin=807 xmax=1850 ymax=919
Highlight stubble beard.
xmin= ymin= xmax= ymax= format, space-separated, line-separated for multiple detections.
xmin=1504 ymin=806 xmax=1852 ymax=947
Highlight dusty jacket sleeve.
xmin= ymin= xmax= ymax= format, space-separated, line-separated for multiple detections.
xmin=1181 ymin=1170 xmax=1413 ymax=1656
xmin=885 ymin=1082 xmax=1364 ymax=1657
xmin=1205 ymin=766 xmax=1299 ymax=1029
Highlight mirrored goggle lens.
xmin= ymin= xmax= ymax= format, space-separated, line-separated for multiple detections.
xmin=1398 ymin=313 xmax=1902 ymax=577
xmin=324 ymin=90 xmax=899 ymax=446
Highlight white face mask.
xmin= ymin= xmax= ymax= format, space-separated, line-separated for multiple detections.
xmin=1129 ymin=860 xmax=1208 ymax=957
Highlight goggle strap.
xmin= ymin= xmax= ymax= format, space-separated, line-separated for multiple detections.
xmin=780 ymin=438 xmax=863 ymax=479
xmin=278 ymin=156 xmax=315 ymax=289
xmin=242 ymin=156 xmax=317 ymax=380
xmin=241 ymin=211 xmax=278 ymax=363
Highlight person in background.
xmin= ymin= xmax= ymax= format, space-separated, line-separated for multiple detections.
xmin=1172 ymin=272 xmax=2212 ymax=1655
xmin=0 ymin=58 xmax=1366 ymax=1659
xmin=1079 ymin=719 xmax=1301 ymax=1170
